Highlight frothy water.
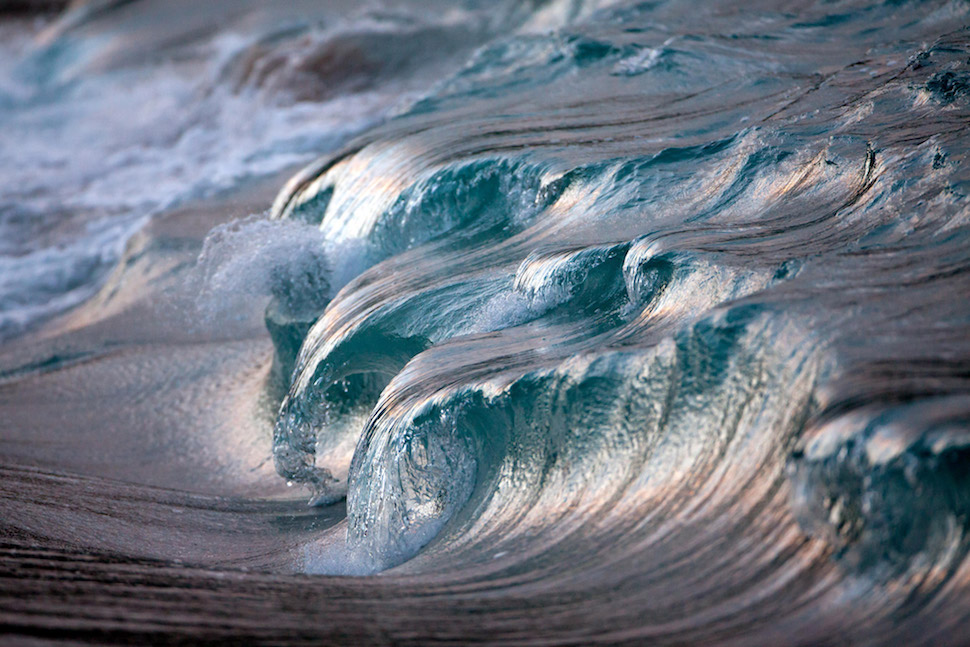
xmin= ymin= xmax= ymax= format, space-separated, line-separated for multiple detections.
xmin=0 ymin=0 xmax=531 ymax=339
xmin=3 ymin=0 xmax=970 ymax=644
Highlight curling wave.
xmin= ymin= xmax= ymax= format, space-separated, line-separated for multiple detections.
xmin=3 ymin=0 xmax=970 ymax=644
xmin=262 ymin=1 xmax=970 ymax=637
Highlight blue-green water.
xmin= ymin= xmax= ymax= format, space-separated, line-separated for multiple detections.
xmin=2 ymin=0 xmax=970 ymax=644
xmin=267 ymin=1 xmax=970 ymax=582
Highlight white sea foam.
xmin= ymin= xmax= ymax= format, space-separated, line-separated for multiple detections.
xmin=0 ymin=12 xmax=426 ymax=339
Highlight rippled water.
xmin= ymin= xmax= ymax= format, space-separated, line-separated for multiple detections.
xmin=2 ymin=0 xmax=970 ymax=644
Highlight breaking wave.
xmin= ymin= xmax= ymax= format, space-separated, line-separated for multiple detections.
xmin=4 ymin=0 xmax=970 ymax=643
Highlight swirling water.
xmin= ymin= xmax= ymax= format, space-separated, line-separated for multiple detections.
xmin=2 ymin=0 xmax=970 ymax=644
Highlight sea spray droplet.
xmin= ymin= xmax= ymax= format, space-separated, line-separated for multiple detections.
xmin=192 ymin=216 xmax=332 ymax=328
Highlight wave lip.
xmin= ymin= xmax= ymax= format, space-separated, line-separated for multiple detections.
xmin=263 ymin=6 xmax=970 ymax=625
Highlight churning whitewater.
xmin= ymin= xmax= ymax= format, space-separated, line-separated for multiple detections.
xmin=2 ymin=0 xmax=970 ymax=644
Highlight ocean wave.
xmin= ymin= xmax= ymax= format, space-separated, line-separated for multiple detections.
xmin=3 ymin=0 xmax=970 ymax=644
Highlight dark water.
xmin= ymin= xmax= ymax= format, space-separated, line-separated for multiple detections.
xmin=2 ymin=0 xmax=970 ymax=644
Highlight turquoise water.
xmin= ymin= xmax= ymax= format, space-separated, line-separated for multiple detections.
xmin=267 ymin=1 xmax=970 ymax=582
xmin=2 ymin=1 xmax=970 ymax=643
